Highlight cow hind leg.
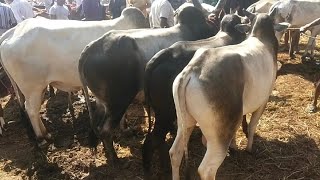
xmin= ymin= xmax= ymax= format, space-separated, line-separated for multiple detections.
xmin=24 ymin=88 xmax=51 ymax=146
xmin=198 ymin=140 xmax=229 ymax=180
xmin=308 ymin=79 xmax=320 ymax=113
xmin=67 ymin=92 xmax=75 ymax=119
xmin=246 ymin=101 xmax=268 ymax=152
xmin=142 ymin=113 xmax=173 ymax=179
xmin=101 ymin=123 xmax=118 ymax=168
xmin=0 ymin=104 xmax=5 ymax=135
xmin=169 ymin=115 xmax=196 ymax=180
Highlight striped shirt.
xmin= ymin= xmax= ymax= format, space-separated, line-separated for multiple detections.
xmin=0 ymin=2 xmax=17 ymax=29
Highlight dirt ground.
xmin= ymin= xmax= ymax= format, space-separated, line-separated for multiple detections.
xmin=0 ymin=36 xmax=320 ymax=180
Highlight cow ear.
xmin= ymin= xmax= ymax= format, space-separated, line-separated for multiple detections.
xmin=243 ymin=8 xmax=256 ymax=21
xmin=251 ymin=6 xmax=256 ymax=13
xmin=235 ymin=24 xmax=251 ymax=33
xmin=218 ymin=9 xmax=225 ymax=20
xmin=274 ymin=22 xmax=290 ymax=32
xmin=268 ymin=6 xmax=277 ymax=18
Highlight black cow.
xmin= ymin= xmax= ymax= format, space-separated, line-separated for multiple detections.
xmin=142 ymin=14 xmax=246 ymax=177
xmin=78 ymin=6 xmax=218 ymax=169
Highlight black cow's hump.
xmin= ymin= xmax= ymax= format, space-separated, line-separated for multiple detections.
xmin=177 ymin=6 xmax=206 ymax=26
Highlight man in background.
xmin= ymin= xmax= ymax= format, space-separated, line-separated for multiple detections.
xmin=5 ymin=0 xmax=34 ymax=23
xmin=49 ymin=0 xmax=69 ymax=19
xmin=127 ymin=0 xmax=151 ymax=17
xmin=109 ymin=0 xmax=126 ymax=19
xmin=149 ymin=0 xmax=174 ymax=28
xmin=0 ymin=1 xmax=17 ymax=34
xmin=82 ymin=0 xmax=102 ymax=20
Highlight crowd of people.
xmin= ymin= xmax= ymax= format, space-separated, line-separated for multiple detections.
xmin=0 ymin=0 xmax=188 ymax=35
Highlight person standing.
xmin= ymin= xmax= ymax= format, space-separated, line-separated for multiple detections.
xmin=5 ymin=0 xmax=34 ymax=23
xmin=127 ymin=0 xmax=151 ymax=17
xmin=82 ymin=0 xmax=102 ymax=21
xmin=0 ymin=1 xmax=17 ymax=34
xmin=149 ymin=0 xmax=174 ymax=28
xmin=109 ymin=0 xmax=126 ymax=19
xmin=49 ymin=0 xmax=69 ymax=19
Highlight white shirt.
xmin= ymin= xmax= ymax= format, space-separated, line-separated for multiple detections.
xmin=8 ymin=0 xmax=34 ymax=23
xmin=149 ymin=0 xmax=174 ymax=28
xmin=49 ymin=4 xmax=69 ymax=20
xmin=44 ymin=0 xmax=53 ymax=13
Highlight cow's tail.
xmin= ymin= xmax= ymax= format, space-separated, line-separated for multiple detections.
xmin=78 ymin=45 xmax=94 ymax=125
xmin=144 ymin=60 xmax=155 ymax=134
xmin=172 ymin=66 xmax=192 ymax=179
xmin=78 ymin=44 xmax=100 ymax=149
xmin=144 ymin=49 xmax=174 ymax=134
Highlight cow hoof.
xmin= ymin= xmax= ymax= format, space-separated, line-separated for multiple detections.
xmin=45 ymin=133 xmax=53 ymax=140
xmin=228 ymin=147 xmax=237 ymax=156
xmin=279 ymin=46 xmax=289 ymax=52
xmin=38 ymin=139 xmax=49 ymax=149
xmin=306 ymin=105 xmax=317 ymax=113
xmin=121 ymin=127 xmax=135 ymax=137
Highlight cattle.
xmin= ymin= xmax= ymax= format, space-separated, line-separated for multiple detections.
xmin=0 ymin=66 xmax=13 ymax=135
xmin=246 ymin=0 xmax=278 ymax=13
xmin=0 ymin=7 xmax=148 ymax=144
xmin=174 ymin=0 xmax=227 ymax=20
xmin=269 ymin=0 xmax=320 ymax=60
xmin=308 ymin=80 xmax=320 ymax=112
xmin=142 ymin=14 xmax=247 ymax=178
xmin=169 ymin=13 xmax=288 ymax=179
xmin=78 ymin=6 xmax=217 ymax=169
xmin=224 ymin=0 xmax=258 ymax=15
xmin=247 ymin=0 xmax=300 ymax=58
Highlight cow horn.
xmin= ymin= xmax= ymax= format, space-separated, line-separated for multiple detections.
xmin=192 ymin=0 xmax=203 ymax=11
xmin=251 ymin=6 xmax=256 ymax=13
xmin=243 ymin=8 xmax=256 ymax=21
xmin=268 ymin=7 xmax=277 ymax=18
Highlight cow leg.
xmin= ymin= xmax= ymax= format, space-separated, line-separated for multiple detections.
xmin=101 ymin=120 xmax=118 ymax=167
xmin=242 ymin=115 xmax=248 ymax=138
xmin=279 ymin=31 xmax=289 ymax=52
xmin=302 ymin=36 xmax=316 ymax=62
xmin=195 ymin=103 xmax=241 ymax=180
xmin=0 ymin=104 xmax=5 ymax=135
xmin=198 ymin=141 xmax=229 ymax=180
xmin=246 ymin=101 xmax=267 ymax=152
xmin=67 ymin=92 xmax=75 ymax=119
xmin=169 ymin=119 xmax=196 ymax=180
xmin=24 ymin=88 xmax=51 ymax=146
xmin=289 ymin=30 xmax=300 ymax=59
xmin=142 ymin=112 xmax=173 ymax=179
xmin=308 ymin=79 xmax=320 ymax=112
xmin=293 ymin=30 xmax=300 ymax=53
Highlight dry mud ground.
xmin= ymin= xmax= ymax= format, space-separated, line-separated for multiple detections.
xmin=0 ymin=37 xmax=320 ymax=180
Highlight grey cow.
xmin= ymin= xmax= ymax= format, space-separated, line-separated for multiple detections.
xmin=78 ymin=6 xmax=217 ymax=168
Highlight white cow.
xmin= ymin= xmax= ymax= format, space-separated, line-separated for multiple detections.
xmin=0 ymin=7 xmax=148 ymax=140
xmin=269 ymin=0 xmax=320 ymax=59
xmin=247 ymin=0 xmax=279 ymax=13
xmin=169 ymin=13 xmax=288 ymax=179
